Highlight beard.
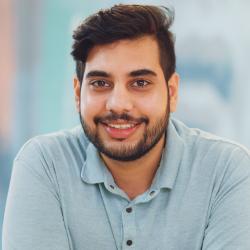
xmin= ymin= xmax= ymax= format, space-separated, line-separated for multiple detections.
xmin=79 ymin=102 xmax=170 ymax=162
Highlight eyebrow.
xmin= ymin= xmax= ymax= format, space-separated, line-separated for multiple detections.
xmin=85 ymin=68 xmax=157 ymax=79
xmin=129 ymin=69 xmax=157 ymax=77
xmin=85 ymin=70 xmax=111 ymax=79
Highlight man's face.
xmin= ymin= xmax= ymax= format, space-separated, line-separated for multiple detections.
xmin=74 ymin=35 xmax=178 ymax=161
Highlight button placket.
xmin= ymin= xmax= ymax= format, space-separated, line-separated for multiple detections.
xmin=122 ymin=204 xmax=136 ymax=249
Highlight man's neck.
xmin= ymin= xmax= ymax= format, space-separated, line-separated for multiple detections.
xmin=100 ymin=136 xmax=165 ymax=200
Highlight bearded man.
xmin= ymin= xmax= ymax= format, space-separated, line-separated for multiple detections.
xmin=3 ymin=4 xmax=250 ymax=250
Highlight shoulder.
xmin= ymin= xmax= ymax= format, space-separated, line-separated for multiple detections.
xmin=171 ymin=117 xmax=250 ymax=160
xmin=171 ymin=117 xmax=250 ymax=185
xmin=15 ymin=125 xmax=90 ymax=168
xmin=171 ymin=118 xmax=250 ymax=211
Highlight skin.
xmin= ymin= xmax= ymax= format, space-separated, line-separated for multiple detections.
xmin=74 ymin=35 xmax=179 ymax=199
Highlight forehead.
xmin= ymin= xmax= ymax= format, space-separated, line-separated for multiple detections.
xmin=84 ymin=35 xmax=162 ymax=76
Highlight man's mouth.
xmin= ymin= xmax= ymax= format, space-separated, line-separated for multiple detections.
xmin=101 ymin=121 xmax=142 ymax=139
xmin=106 ymin=123 xmax=137 ymax=129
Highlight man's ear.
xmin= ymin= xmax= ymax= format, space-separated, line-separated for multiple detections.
xmin=73 ymin=77 xmax=81 ymax=113
xmin=168 ymin=72 xmax=179 ymax=113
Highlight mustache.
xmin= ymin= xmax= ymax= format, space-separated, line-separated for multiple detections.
xmin=94 ymin=113 xmax=149 ymax=125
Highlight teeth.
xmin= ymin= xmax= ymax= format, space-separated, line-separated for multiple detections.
xmin=108 ymin=124 xmax=136 ymax=129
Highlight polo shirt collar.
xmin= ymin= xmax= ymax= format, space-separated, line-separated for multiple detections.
xmin=81 ymin=143 xmax=107 ymax=184
xmin=81 ymin=116 xmax=184 ymax=189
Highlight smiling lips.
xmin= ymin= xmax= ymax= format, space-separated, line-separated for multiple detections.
xmin=101 ymin=121 xmax=141 ymax=139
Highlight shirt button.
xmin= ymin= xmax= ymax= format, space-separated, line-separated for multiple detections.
xmin=149 ymin=190 xmax=155 ymax=196
xmin=109 ymin=184 xmax=115 ymax=189
xmin=126 ymin=207 xmax=132 ymax=213
xmin=126 ymin=240 xmax=133 ymax=246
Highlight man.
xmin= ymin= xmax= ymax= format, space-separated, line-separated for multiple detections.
xmin=2 ymin=4 xmax=250 ymax=250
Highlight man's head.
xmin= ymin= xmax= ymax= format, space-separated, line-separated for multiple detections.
xmin=71 ymin=4 xmax=176 ymax=85
xmin=71 ymin=4 xmax=179 ymax=162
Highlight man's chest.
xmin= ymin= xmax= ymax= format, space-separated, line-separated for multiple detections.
xmin=61 ymin=183 xmax=210 ymax=250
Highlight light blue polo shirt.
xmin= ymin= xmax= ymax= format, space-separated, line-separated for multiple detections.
xmin=2 ymin=118 xmax=250 ymax=250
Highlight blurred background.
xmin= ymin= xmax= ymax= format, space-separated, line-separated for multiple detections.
xmin=1 ymin=0 xmax=250 ymax=246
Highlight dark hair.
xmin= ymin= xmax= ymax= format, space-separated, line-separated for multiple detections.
xmin=71 ymin=4 xmax=175 ymax=84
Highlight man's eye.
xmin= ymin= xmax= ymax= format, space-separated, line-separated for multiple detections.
xmin=90 ymin=80 xmax=109 ymax=88
xmin=132 ymin=80 xmax=150 ymax=88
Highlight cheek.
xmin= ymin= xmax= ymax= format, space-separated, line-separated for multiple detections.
xmin=80 ymin=91 xmax=106 ymax=121
xmin=135 ymin=91 xmax=168 ymax=118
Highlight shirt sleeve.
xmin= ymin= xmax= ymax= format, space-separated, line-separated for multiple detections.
xmin=202 ymin=151 xmax=250 ymax=250
xmin=2 ymin=139 xmax=71 ymax=250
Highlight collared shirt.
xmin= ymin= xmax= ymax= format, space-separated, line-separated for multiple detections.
xmin=2 ymin=118 xmax=250 ymax=250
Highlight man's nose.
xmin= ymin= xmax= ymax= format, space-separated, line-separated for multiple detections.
xmin=106 ymin=85 xmax=133 ymax=113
